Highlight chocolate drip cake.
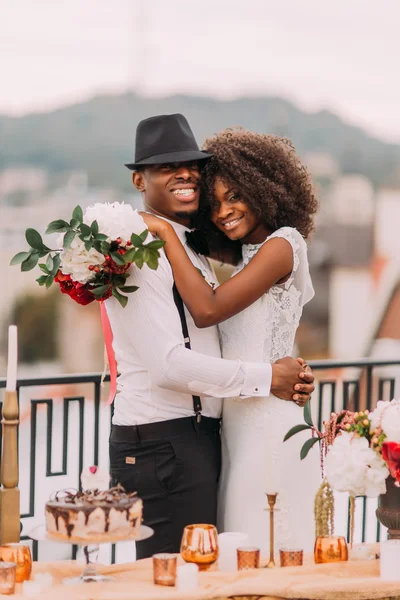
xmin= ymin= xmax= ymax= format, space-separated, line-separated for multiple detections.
xmin=45 ymin=485 xmax=143 ymax=542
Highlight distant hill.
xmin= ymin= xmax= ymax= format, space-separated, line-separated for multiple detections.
xmin=1 ymin=92 xmax=399 ymax=192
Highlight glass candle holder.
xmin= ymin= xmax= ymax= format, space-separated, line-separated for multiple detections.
xmin=180 ymin=524 xmax=218 ymax=571
xmin=0 ymin=543 xmax=32 ymax=583
xmin=314 ymin=535 xmax=348 ymax=564
xmin=280 ymin=548 xmax=303 ymax=567
xmin=237 ymin=546 xmax=260 ymax=570
xmin=0 ymin=562 xmax=16 ymax=595
xmin=152 ymin=553 xmax=177 ymax=586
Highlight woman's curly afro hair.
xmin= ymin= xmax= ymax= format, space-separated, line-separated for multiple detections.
xmin=200 ymin=127 xmax=318 ymax=240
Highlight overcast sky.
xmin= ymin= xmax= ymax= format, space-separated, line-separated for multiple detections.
xmin=1 ymin=0 xmax=399 ymax=142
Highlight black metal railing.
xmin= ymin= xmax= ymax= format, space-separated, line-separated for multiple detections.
xmin=0 ymin=358 xmax=399 ymax=560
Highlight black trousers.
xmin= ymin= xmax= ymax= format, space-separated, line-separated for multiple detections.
xmin=109 ymin=416 xmax=221 ymax=559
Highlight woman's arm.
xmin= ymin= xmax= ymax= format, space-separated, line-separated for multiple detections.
xmin=141 ymin=214 xmax=293 ymax=328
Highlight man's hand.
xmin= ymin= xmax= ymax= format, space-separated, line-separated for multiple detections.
xmin=271 ymin=357 xmax=315 ymax=406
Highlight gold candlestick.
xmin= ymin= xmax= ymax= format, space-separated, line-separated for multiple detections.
xmin=0 ymin=390 xmax=20 ymax=545
xmin=265 ymin=493 xmax=278 ymax=568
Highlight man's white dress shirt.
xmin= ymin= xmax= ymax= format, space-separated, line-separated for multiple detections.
xmin=105 ymin=219 xmax=272 ymax=425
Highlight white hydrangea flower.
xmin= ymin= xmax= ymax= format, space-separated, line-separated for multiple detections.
xmin=381 ymin=400 xmax=400 ymax=443
xmin=325 ymin=432 xmax=388 ymax=498
xmin=369 ymin=400 xmax=390 ymax=433
xmin=83 ymin=202 xmax=146 ymax=244
xmin=370 ymin=399 xmax=400 ymax=442
xmin=59 ymin=236 xmax=103 ymax=283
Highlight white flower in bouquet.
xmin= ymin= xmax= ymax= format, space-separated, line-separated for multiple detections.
xmin=325 ymin=432 xmax=388 ymax=497
xmin=369 ymin=400 xmax=391 ymax=433
xmin=372 ymin=399 xmax=400 ymax=443
xmin=58 ymin=236 xmax=104 ymax=283
xmin=83 ymin=202 xmax=146 ymax=245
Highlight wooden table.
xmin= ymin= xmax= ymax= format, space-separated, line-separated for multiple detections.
xmin=11 ymin=549 xmax=400 ymax=600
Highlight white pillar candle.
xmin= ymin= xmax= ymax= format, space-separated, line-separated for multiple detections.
xmin=22 ymin=580 xmax=43 ymax=596
xmin=176 ymin=563 xmax=198 ymax=591
xmin=6 ymin=325 xmax=18 ymax=392
xmin=218 ymin=532 xmax=249 ymax=572
xmin=33 ymin=572 xmax=53 ymax=589
xmin=380 ymin=540 xmax=400 ymax=580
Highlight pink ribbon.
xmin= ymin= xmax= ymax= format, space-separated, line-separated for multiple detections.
xmin=100 ymin=301 xmax=117 ymax=406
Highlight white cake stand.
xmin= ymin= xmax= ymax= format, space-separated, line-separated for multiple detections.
xmin=28 ymin=524 xmax=153 ymax=584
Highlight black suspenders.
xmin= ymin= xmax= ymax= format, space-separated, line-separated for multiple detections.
xmin=172 ymin=284 xmax=202 ymax=422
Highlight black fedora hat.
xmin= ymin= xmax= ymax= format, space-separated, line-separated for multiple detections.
xmin=125 ymin=113 xmax=212 ymax=170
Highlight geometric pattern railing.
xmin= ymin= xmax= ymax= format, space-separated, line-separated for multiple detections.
xmin=0 ymin=373 xmax=110 ymax=561
xmin=0 ymin=358 xmax=399 ymax=560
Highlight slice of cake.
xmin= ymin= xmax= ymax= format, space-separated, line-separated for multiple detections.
xmin=45 ymin=484 xmax=143 ymax=542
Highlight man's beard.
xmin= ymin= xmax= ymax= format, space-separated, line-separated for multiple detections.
xmin=174 ymin=209 xmax=199 ymax=227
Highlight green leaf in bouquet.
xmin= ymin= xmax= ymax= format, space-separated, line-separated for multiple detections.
xmin=300 ymin=437 xmax=319 ymax=460
xmin=112 ymin=276 xmax=127 ymax=289
xmin=45 ymin=219 xmax=69 ymax=234
xmin=304 ymin=399 xmax=314 ymax=427
xmin=91 ymin=220 xmax=99 ymax=235
xmin=283 ymin=423 xmax=313 ymax=442
xmin=118 ymin=285 xmax=139 ymax=293
xmin=46 ymin=255 xmax=54 ymax=271
xmin=50 ymin=253 xmax=61 ymax=276
xmin=142 ymin=248 xmax=150 ymax=263
xmin=110 ymin=251 xmax=125 ymax=266
xmin=79 ymin=223 xmax=92 ymax=237
xmin=122 ymin=247 xmax=136 ymax=263
xmin=100 ymin=241 xmax=111 ymax=254
xmin=10 ymin=251 xmax=31 ymax=266
xmin=39 ymin=263 xmax=50 ymax=274
xmin=63 ymin=230 xmax=76 ymax=250
xmin=130 ymin=233 xmax=143 ymax=247
xmin=85 ymin=240 xmax=93 ymax=252
xmin=95 ymin=234 xmax=108 ymax=241
xmin=70 ymin=218 xmax=81 ymax=229
xmin=146 ymin=240 xmax=166 ymax=251
xmin=132 ymin=247 xmax=144 ymax=269
xmin=36 ymin=275 xmax=48 ymax=286
xmin=72 ymin=205 xmax=83 ymax=222
xmin=112 ymin=287 xmax=128 ymax=308
xmin=21 ymin=252 xmax=40 ymax=271
xmin=90 ymin=284 xmax=112 ymax=297
xmin=45 ymin=276 xmax=53 ymax=288
xmin=26 ymin=228 xmax=44 ymax=250
xmin=146 ymin=251 xmax=159 ymax=270
xmin=139 ymin=229 xmax=149 ymax=243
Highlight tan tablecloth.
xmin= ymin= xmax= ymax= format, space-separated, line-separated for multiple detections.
xmin=11 ymin=548 xmax=400 ymax=600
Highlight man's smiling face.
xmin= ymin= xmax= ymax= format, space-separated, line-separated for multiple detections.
xmin=133 ymin=161 xmax=202 ymax=225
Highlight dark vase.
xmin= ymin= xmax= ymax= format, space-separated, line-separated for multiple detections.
xmin=376 ymin=476 xmax=400 ymax=539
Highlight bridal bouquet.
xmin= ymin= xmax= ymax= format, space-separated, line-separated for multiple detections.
xmin=11 ymin=202 xmax=165 ymax=307
xmin=11 ymin=202 xmax=165 ymax=405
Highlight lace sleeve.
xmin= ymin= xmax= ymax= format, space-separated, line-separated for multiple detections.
xmin=268 ymin=227 xmax=315 ymax=306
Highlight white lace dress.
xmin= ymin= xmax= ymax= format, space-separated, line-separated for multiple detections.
xmin=218 ymin=227 xmax=320 ymax=553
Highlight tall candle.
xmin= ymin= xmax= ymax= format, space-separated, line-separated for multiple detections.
xmin=6 ymin=325 xmax=17 ymax=392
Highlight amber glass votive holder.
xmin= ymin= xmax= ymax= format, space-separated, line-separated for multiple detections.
xmin=280 ymin=549 xmax=303 ymax=567
xmin=314 ymin=535 xmax=348 ymax=564
xmin=237 ymin=547 xmax=260 ymax=570
xmin=0 ymin=562 xmax=16 ymax=595
xmin=153 ymin=553 xmax=177 ymax=586
xmin=180 ymin=524 xmax=219 ymax=571
xmin=0 ymin=543 xmax=32 ymax=583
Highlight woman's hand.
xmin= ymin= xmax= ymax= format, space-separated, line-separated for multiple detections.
xmin=140 ymin=212 xmax=172 ymax=240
